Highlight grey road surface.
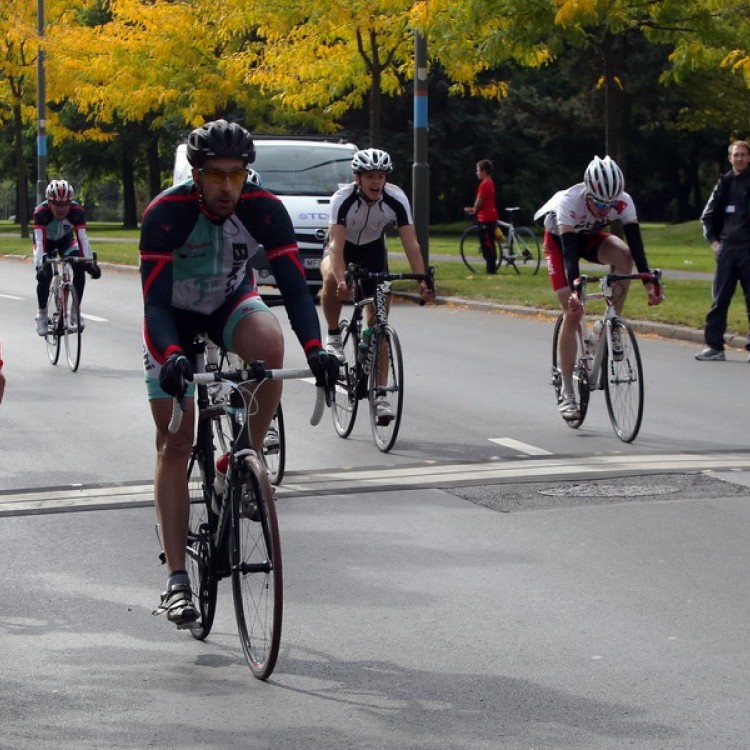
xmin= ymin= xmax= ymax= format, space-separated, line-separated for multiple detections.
xmin=2 ymin=256 xmax=750 ymax=749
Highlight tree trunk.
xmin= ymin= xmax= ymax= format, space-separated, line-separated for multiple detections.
xmin=13 ymin=101 xmax=30 ymax=238
xmin=121 ymin=153 xmax=138 ymax=228
xmin=147 ymin=132 xmax=161 ymax=200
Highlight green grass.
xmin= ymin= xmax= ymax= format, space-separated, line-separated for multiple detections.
xmin=1 ymin=218 xmax=740 ymax=336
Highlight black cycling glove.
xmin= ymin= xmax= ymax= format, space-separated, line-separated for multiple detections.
xmin=307 ymin=350 xmax=340 ymax=405
xmin=159 ymin=353 xmax=193 ymax=398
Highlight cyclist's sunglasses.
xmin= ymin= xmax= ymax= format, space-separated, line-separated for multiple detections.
xmin=199 ymin=167 xmax=248 ymax=187
xmin=587 ymin=195 xmax=618 ymax=210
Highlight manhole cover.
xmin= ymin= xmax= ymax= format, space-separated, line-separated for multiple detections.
xmin=538 ymin=483 xmax=680 ymax=498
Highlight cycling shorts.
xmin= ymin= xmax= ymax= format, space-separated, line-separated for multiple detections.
xmin=323 ymin=239 xmax=387 ymax=298
xmin=543 ymin=230 xmax=612 ymax=292
xmin=144 ymin=286 xmax=270 ymax=400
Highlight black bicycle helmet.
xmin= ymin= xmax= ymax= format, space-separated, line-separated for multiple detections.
xmin=186 ymin=119 xmax=256 ymax=168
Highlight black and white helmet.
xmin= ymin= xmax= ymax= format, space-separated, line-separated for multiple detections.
xmin=186 ymin=119 xmax=255 ymax=168
xmin=351 ymin=148 xmax=393 ymax=174
xmin=45 ymin=179 xmax=74 ymax=202
xmin=247 ymin=168 xmax=262 ymax=187
xmin=584 ymin=155 xmax=624 ymax=202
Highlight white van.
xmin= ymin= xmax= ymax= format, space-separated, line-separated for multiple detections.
xmin=173 ymin=136 xmax=358 ymax=295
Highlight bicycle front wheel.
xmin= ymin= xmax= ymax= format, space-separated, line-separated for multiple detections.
xmin=551 ymin=313 xmax=590 ymax=429
xmin=604 ymin=319 xmax=644 ymax=443
xmin=186 ymin=425 xmax=219 ymax=640
xmin=262 ymin=403 xmax=286 ymax=486
xmin=331 ymin=319 xmax=360 ymax=438
xmin=507 ymin=227 xmax=541 ymax=275
xmin=368 ymin=326 xmax=404 ymax=452
xmin=459 ymin=225 xmax=485 ymax=273
xmin=62 ymin=284 xmax=82 ymax=372
xmin=45 ymin=286 xmax=61 ymax=365
xmin=231 ymin=454 xmax=283 ymax=680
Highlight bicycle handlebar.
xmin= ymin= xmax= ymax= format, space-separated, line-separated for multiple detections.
xmin=344 ymin=263 xmax=436 ymax=304
xmin=573 ymin=269 xmax=662 ymax=297
xmin=168 ymin=364 xmax=325 ymax=434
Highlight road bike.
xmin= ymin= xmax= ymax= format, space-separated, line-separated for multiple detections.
xmin=331 ymin=263 xmax=434 ymax=453
xmin=459 ymin=207 xmax=541 ymax=275
xmin=41 ymin=254 xmax=89 ymax=372
xmin=550 ymin=270 xmax=662 ymax=443
xmin=212 ymin=345 xmax=286 ymax=486
xmin=169 ymin=336 xmax=325 ymax=679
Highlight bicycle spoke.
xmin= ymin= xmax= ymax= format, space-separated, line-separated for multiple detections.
xmin=331 ymin=319 xmax=360 ymax=437
xmin=604 ymin=320 xmax=644 ymax=442
xmin=368 ymin=326 xmax=404 ymax=452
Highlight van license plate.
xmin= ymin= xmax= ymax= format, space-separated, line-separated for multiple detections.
xmin=303 ymin=258 xmax=320 ymax=269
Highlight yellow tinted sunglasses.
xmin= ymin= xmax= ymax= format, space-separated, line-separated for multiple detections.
xmin=199 ymin=167 xmax=248 ymax=186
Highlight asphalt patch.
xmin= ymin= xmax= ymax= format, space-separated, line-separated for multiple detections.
xmin=447 ymin=472 xmax=750 ymax=513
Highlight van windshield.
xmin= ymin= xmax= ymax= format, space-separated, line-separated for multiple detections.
xmin=253 ymin=145 xmax=354 ymax=196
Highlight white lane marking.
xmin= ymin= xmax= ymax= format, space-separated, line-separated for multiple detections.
xmin=489 ymin=438 xmax=553 ymax=456
xmin=81 ymin=313 xmax=108 ymax=323
xmin=0 ymin=293 xmax=24 ymax=300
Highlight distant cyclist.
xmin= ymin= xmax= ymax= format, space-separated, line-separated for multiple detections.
xmin=33 ymin=179 xmax=100 ymax=336
xmin=320 ymin=147 xmax=433 ymax=423
xmin=535 ymin=155 xmax=663 ymax=422
xmin=140 ymin=119 xmax=339 ymax=629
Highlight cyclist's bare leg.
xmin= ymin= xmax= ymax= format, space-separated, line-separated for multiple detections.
xmin=150 ymin=396 xmax=195 ymax=576
xmin=597 ymin=237 xmax=634 ymax=314
xmin=320 ymin=255 xmax=343 ymax=332
xmin=556 ymin=287 xmax=583 ymax=384
xmin=232 ymin=311 xmax=284 ymax=452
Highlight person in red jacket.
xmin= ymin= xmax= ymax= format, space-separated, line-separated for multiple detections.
xmin=464 ymin=159 xmax=500 ymax=274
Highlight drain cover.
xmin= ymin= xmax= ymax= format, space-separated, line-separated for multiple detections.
xmin=538 ymin=483 xmax=679 ymax=498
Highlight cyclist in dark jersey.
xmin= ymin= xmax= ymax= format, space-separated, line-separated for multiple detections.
xmin=140 ymin=119 xmax=338 ymax=628
xmin=320 ymin=148 xmax=432 ymax=422
xmin=33 ymin=179 xmax=100 ymax=336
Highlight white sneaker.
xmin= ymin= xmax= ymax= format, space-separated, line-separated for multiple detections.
xmin=35 ymin=313 xmax=48 ymax=336
xmin=374 ymin=396 xmax=394 ymax=425
xmin=558 ymin=395 xmax=580 ymax=421
xmin=325 ymin=334 xmax=345 ymax=361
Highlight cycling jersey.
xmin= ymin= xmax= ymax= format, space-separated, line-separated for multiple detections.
xmin=140 ymin=181 xmax=321 ymax=365
xmin=32 ymin=201 xmax=92 ymax=266
xmin=330 ymin=182 xmax=413 ymax=247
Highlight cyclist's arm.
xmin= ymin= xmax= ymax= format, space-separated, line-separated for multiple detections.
xmin=70 ymin=206 xmax=94 ymax=260
xmin=558 ymin=225 xmax=582 ymax=291
xmin=327 ymin=223 xmax=348 ymax=287
xmin=398 ymin=224 xmax=432 ymax=299
xmin=622 ymin=221 xmax=649 ymax=274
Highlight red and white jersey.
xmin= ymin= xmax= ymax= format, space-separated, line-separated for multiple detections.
xmin=535 ymin=182 xmax=638 ymax=235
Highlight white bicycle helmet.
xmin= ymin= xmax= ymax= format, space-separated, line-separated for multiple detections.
xmin=45 ymin=179 xmax=74 ymax=202
xmin=583 ymin=155 xmax=624 ymax=202
xmin=351 ymin=148 xmax=393 ymax=174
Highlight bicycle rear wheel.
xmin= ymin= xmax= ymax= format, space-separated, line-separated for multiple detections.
xmin=368 ymin=326 xmax=404 ymax=452
xmin=231 ymin=454 xmax=282 ymax=680
xmin=331 ymin=320 xmax=360 ymax=438
xmin=506 ymin=227 xmax=541 ymax=275
xmin=551 ymin=313 xmax=589 ymax=428
xmin=186 ymin=424 xmax=219 ymax=640
xmin=459 ymin=225 xmax=485 ymax=273
xmin=262 ymin=403 xmax=285 ymax=486
xmin=62 ymin=285 xmax=82 ymax=372
xmin=45 ymin=286 xmax=61 ymax=365
xmin=604 ymin=319 xmax=644 ymax=443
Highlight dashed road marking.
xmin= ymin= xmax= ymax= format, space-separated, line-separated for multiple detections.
xmin=489 ymin=438 xmax=554 ymax=456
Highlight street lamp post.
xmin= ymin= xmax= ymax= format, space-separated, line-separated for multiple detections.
xmin=37 ymin=0 xmax=47 ymax=206
xmin=412 ymin=30 xmax=429 ymax=265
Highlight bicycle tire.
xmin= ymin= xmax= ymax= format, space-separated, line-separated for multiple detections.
xmin=459 ymin=225 xmax=485 ymax=273
xmin=263 ymin=403 xmax=285 ymax=486
xmin=331 ymin=319 xmax=360 ymax=438
xmin=62 ymin=284 xmax=82 ymax=372
xmin=368 ymin=325 xmax=404 ymax=452
xmin=186 ymin=422 xmax=219 ymax=640
xmin=231 ymin=453 xmax=283 ymax=680
xmin=45 ymin=285 xmax=61 ymax=365
xmin=551 ymin=313 xmax=590 ymax=429
xmin=506 ymin=226 xmax=541 ymax=275
xmin=604 ymin=319 xmax=644 ymax=443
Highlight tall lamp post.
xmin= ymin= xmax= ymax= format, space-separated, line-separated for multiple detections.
xmin=37 ymin=0 xmax=47 ymax=206
xmin=412 ymin=30 xmax=429 ymax=265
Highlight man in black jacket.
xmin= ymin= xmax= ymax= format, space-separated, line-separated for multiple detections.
xmin=696 ymin=139 xmax=750 ymax=361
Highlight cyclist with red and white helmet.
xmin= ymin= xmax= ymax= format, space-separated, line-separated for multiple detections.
xmin=535 ymin=155 xmax=663 ymax=422
xmin=33 ymin=179 xmax=100 ymax=336
xmin=321 ymin=147 xmax=433 ymax=423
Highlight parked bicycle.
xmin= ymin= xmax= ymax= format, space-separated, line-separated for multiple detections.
xmin=41 ymin=253 xmax=94 ymax=372
xmin=459 ymin=207 xmax=541 ymax=275
xmin=169 ymin=335 xmax=325 ymax=680
xmin=550 ymin=270 xmax=662 ymax=443
xmin=331 ymin=263 xmax=435 ymax=452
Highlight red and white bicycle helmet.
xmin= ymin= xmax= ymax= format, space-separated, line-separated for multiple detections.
xmin=583 ymin=155 xmax=624 ymax=202
xmin=351 ymin=148 xmax=393 ymax=174
xmin=45 ymin=179 xmax=74 ymax=202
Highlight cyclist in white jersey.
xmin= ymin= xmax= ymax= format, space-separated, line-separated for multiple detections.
xmin=321 ymin=148 xmax=432 ymax=422
xmin=535 ymin=155 xmax=663 ymax=422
